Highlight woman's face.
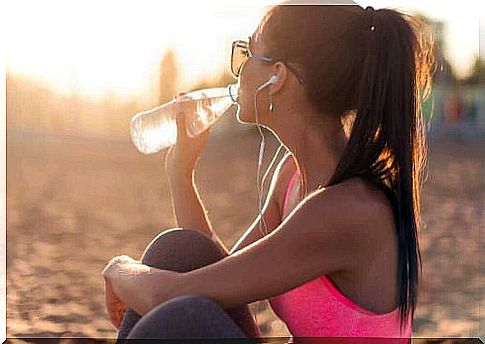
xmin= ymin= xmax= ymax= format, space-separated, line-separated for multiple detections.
xmin=235 ymin=31 xmax=274 ymax=127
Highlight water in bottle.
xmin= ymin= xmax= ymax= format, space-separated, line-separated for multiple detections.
xmin=130 ymin=83 xmax=239 ymax=154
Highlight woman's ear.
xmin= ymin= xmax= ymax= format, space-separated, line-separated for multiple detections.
xmin=268 ymin=61 xmax=288 ymax=96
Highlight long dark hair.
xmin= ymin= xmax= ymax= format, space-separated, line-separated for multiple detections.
xmin=257 ymin=5 xmax=435 ymax=332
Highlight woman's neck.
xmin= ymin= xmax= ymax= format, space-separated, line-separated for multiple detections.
xmin=289 ymin=122 xmax=348 ymax=196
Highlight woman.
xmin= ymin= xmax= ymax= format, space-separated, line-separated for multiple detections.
xmin=102 ymin=2 xmax=434 ymax=342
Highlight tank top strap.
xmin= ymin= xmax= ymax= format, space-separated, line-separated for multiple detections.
xmin=282 ymin=169 xmax=299 ymax=216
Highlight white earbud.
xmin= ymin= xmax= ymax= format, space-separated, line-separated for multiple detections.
xmin=257 ymin=75 xmax=278 ymax=91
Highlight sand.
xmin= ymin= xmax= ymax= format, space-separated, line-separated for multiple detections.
xmin=6 ymin=124 xmax=483 ymax=339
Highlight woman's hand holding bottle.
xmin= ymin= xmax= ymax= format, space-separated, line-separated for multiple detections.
xmin=164 ymin=92 xmax=213 ymax=179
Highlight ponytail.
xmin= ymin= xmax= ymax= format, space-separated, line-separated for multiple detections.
xmin=259 ymin=5 xmax=435 ymax=334
xmin=326 ymin=8 xmax=435 ymax=333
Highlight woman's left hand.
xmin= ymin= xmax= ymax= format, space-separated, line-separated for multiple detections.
xmin=102 ymin=255 xmax=182 ymax=316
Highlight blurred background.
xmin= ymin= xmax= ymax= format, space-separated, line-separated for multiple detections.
xmin=5 ymin=0 xmax=484 ymax=340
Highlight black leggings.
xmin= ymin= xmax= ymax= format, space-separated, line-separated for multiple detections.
xmin=116 ymin=228 xmax=261 ymax=342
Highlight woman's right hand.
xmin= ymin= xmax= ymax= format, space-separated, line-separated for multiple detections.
xmin=104 ymin=275 xmax=126 ymax=329
xmin=164 ymin=92 xmax=213 ymax=178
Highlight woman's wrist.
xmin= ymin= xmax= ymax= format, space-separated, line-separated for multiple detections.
xmin=149 ymin=269 xmax=189 ymax=310
xmin=167 ymin=166 xmax=194 ymax=188
xmin=165 ymin=147 xmax=196 ymax=176
xmin=167 ymin=157 xmax=194 ymax=179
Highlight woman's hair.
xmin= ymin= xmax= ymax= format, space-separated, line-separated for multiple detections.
xmin=257 ymin=5 xmax=435 ymax=332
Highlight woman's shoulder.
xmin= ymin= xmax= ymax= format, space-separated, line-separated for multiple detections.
xmin=344 ymin=177 xmax=394 ymax=215
xmin=328 ymin=177 xmax=397 ymax=249
xmin=326 ymin=177 xmax=392 ymax=219
xmin=309 ymin=176 xmax=393 ymax=237
xmin=275 ymin=155 xmax=392 ymax=226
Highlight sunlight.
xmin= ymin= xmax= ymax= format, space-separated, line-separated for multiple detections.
xmin=6 ymin=0 xmax=176 ymax=98
xmin=5 ymin=0 xmax=480 ymax=99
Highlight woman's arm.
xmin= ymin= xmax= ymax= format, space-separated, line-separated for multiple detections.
xmin=164 ymin=97 xmax=230 ymax=254
xmin=168 ymin=168 xmax=229 ymax=254
xmin=152 ymin=181 xmax=380 ymax=310
xmin=169 ymin=149 xmax=292 ymax=257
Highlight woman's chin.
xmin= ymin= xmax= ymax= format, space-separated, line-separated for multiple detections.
xmin=235 ymin=108 xmax=254 ymax=125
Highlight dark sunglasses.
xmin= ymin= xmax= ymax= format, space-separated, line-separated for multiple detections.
xmin=230 ymin=37 xmax=305 ymax=84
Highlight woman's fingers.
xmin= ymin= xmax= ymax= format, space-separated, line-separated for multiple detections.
xmin=166 ymin=90 xmax=213 ymax=171
xmin=105 ymin=278 xmax=126 ymax=328
xmin=200 ymin=92 xmax=215 ymax=123
xmin=173 ymin=93 xmax=195 ymax=141
xmin=102 ymin=255 xmax=137 ymax=280
xmin=102 ymin=255 xmax=135 ymax=328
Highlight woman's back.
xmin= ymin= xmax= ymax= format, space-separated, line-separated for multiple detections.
xmin=267 ymin=153 xmax=410 ymax=341
xmin=278 ymin=156 xmax=400 ymax=314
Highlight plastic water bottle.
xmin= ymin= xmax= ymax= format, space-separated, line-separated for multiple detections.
xmin=130 ymin=83 xmax=239 ymax=154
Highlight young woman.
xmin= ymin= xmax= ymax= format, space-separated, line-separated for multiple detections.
xmin=102 ymin=3 xmax=434 ymax=342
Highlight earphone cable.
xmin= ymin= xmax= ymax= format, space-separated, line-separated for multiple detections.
xmin=253 ymin=86 xmax=286 ymax=237
xmin=254 ymin=87 xmax=267 ymax=237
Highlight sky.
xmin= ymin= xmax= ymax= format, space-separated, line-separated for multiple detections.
xmin=3 ymin=0 xmax=483 ymax=101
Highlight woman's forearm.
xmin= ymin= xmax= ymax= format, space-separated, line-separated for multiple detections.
xmin=167 ymin=169 xmax=230 ymax=255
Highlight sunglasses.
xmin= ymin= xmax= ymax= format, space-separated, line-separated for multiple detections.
xmin=230 ymin=37 xmax=305 ymax=84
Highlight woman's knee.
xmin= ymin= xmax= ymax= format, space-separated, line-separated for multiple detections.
xmin=140 ymin=227 xmax=226 ymax=272
xmin=127 ymin=294 xmax=248 ymax=340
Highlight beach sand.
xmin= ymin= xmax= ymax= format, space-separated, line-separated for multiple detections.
xmin=6 ymin=125 xmax=483 ymax=339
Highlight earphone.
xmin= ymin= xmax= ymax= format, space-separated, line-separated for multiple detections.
xmin=256 ymin=75 xmax=278 ymax=91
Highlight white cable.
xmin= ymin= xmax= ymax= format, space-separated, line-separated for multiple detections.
xmin=252 ymin=77 xmax=283 ymax=332
xmin=254 ymin=89 xmax=266 ymax=237
xmin=253 ymin=86 xmax=286 ymax=237
xmin=259 ymin=143 xmax=286 ymax=235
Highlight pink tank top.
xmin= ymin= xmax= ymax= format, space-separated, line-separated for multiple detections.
xmin=267 ymin=169 xmax=412 ymax=343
